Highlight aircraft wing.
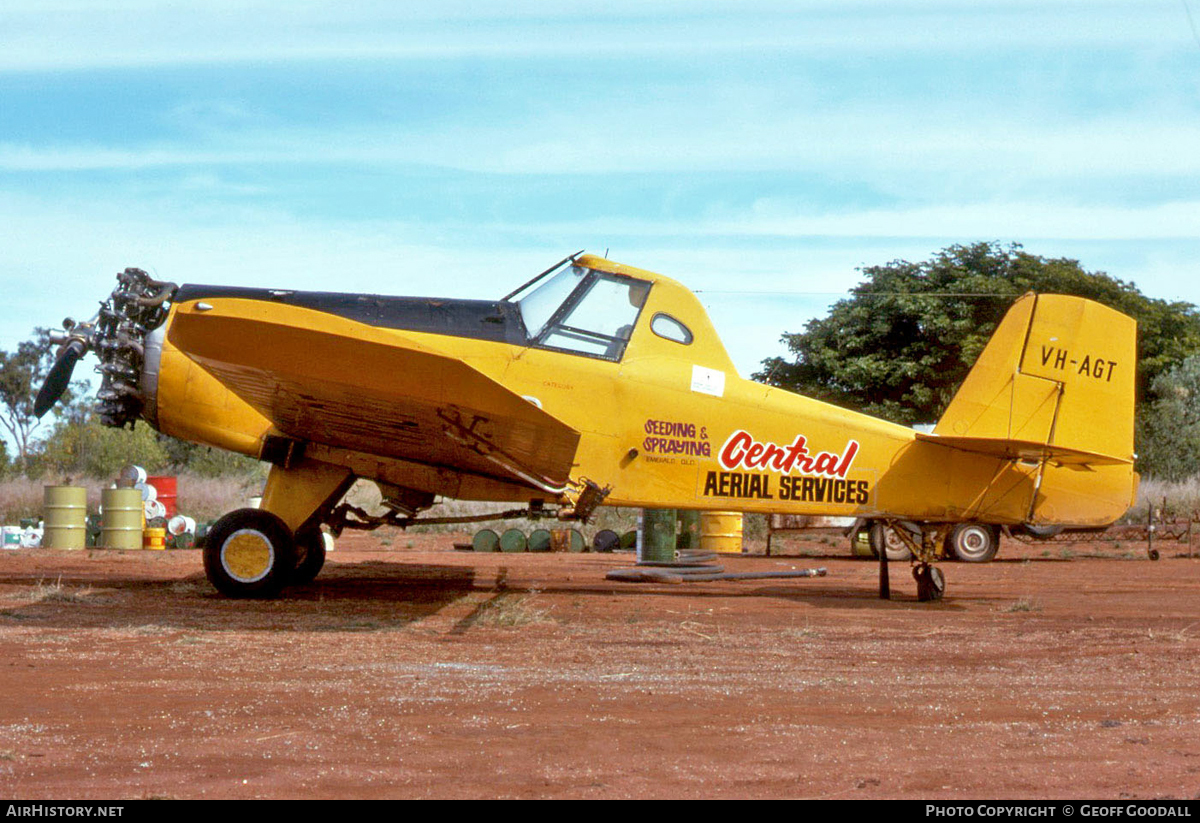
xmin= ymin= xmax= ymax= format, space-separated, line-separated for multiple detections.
xmin=166 ymin=297 xmax=581 ymax=491
xmin=913 ymin=432 xmax=1132 ymax=467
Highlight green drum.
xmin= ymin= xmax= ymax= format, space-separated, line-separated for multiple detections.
xmin=528 ymin=529 xmax=552 ymax=553
xmin=43 ymin=486 xmax=87 ymax=550
xmin=639 ymin=509 xmax=676 ymax=563
xmin=101 ymin=488 xmax=144 ymax=550
xmin=567 ymin=529 xmax=585 ymax=553
xmin=499 ymin=528 xmax=527 ymax=553
xmin=472 ymin=528 xmax=500 ymax=552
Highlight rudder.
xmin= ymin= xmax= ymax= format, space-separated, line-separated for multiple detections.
xmin=934 ymin=293 xmax=1137 ymax=526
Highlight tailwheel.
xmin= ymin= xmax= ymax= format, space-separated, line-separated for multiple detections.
xmin=203 ymin=508 xmax=297 ymax=598
xmin=913 ymin=563 xmax=945 ymax=602
xmin=291 ymin=525 xmax=328 ymax=585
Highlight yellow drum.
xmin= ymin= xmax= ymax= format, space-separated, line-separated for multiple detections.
xmin=700 ymin=511 xmax=744 ymax=554
xmin=101 ymin=487 xmax=144 ymax=550
xmin=143 ymin=527 xmax=167 ymax=551
xmin=43 ymin=486 xmax=87 ymax=550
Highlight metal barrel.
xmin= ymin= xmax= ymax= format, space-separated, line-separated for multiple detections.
xmin=592 ymin=529 xmax=619 ymax=553
xmin=528 ymin=528 xmax=552 ymax=553
xmin=117 ymin=464 xmax=146 ymax=487
xmin=638 ymin=509 xmax=677 ymax=563
xmin=471 ymin=528 xmax=500 ymax=552
xmin=677 ymin=510 xmax=701 ymax=549
xmin=43 ymin=486 xmax=87 ymax=550
xmin=850 ymin=527 xmax=874 ymax=558
xmin=167 ymin=514 xmax=196 ymax=536
xmin=101 ymin=488 xmax=144 ymax=550
xmin=143 ymin=527 xmax=167 ymax=551
xmin=549 ymin=528 xmax=585 ymax=553
xmin=700 ymin=511 xmax=744 ymax=554
xmin=499 ymin=528 xmax=528 ymax=553
xmin=147 ymin=475 xmax=177 ymax=518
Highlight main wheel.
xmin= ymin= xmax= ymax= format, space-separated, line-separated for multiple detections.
xmin=202 ymin=508 xmax=297 ymax=598
xmin=868 ymin=521 xmax=913 ymax=561
xmin=945 ymin=523 xmax=999 ymax=563
xmin=913 ymin=563 xmax=945 ymax=602
xmin=292 ymin=525 xmax=328 ymax=585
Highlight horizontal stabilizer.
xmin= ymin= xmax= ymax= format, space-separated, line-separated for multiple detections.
xmin=913 ymin=432 xmax=1132 ymax=467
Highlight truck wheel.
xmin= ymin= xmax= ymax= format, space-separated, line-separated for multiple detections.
xmin=203 ymin=508 xmax=296 ymax=598
xmin=945 ymin=523 xmax=999 ymax=563
xmin=869 ymin=521 xmax=913 ymax=561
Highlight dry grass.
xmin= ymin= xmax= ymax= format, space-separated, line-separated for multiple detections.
xmin=1126 ymin=476 xmax=1200 ymax=522
xmin=12 ymin=578 xmax=94 ymax=605
xmin=473 ymin=591 xmax=553 ymax=628
xmin=1002 ymin=597 xmax=1043 ymax=613
xmin=0 ymin=471 xmax=264 ymax=525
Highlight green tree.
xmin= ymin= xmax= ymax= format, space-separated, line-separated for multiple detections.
xmin=0 ymin=329 xmax=88 ymax=472
xmin=1135 ymin=356 xmax=1200 ymax=481
xmin=159 ymin=435 xmax=264 ymax=477
xmin=35 ymin=417 xmax=169 ymax=479
xmin=755 ymin=242 xmax=1200 ymax=428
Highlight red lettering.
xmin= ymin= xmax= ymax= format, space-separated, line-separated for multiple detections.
xmin=761 ymin=443 xmax=787 ymax=471
xmin=719 ymin=430 xmax=753 ymax=469
xmin=781 ymin=436 xmax=808 ymax=473
xmin=718 ymin=430 xmax=859 ymax=477
xmin=813 ymin=453 xmax=837 ymax=475
xmin=835 ymin=441 xmax=859 ymax=478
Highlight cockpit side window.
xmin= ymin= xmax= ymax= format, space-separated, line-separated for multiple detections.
xmin=517 ymin=266 xmax=650 ymax=361
xmin=650 ymin=313 xmax=693 ymax=345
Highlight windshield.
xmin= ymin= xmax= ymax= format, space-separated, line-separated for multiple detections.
xmin=516 ymin=263 xmax=651 ymax=361
xmin=517 ymin=263 xmax=589 ymax=339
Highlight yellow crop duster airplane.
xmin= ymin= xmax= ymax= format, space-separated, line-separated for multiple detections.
xmin=35 ymin=253 xmax=1138 ymax=601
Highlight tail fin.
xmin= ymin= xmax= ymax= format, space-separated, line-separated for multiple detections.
xmin=930 ymin=293 xmax=1137 ymax=526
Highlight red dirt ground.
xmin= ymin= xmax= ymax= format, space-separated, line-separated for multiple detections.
xmin=1 ymin=532 xmax=1198 ymax=800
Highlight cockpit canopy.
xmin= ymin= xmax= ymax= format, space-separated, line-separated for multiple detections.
xmin=511 ymin=260 xmax=652 ymax=362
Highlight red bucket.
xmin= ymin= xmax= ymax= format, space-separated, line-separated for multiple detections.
xmin=146 ymin=475 xmax=177 ymax=519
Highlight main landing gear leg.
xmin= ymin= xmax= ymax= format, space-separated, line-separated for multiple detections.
xmin=203 ymin=459 xmax=354 ymax=598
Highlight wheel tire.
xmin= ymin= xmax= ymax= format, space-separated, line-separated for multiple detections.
xmin=202 ymin=508 xmax=296 ymax=598
xmin=945 ymin=523 xmax=999 ymax=563
xmin=292 ymin=525 xmax=328 ymax=585
xmin=914 ymin=563 xmax=946 ymax=602
xmin=868 ymin=521 xmax=913 ymax=561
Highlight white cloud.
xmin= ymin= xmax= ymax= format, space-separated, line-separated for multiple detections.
xmin=4 ymin=107 xmax=1200 ymax=188
xmin=0 ymin=2 xmax=1189 ymax=71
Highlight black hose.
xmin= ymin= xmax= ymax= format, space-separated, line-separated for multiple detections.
xmin=133 ymin=281 xmax=178 ymax=307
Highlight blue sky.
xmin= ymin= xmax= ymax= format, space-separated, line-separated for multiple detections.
xmin=2 ymin=0 xmax=1199 ymax=385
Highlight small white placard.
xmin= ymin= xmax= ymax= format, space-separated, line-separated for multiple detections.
xmin=691 ymin=365 xmax=726 ymax=398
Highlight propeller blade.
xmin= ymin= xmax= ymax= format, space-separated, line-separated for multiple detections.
xmin=34 ymin=340 xmax=86 ymax=418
